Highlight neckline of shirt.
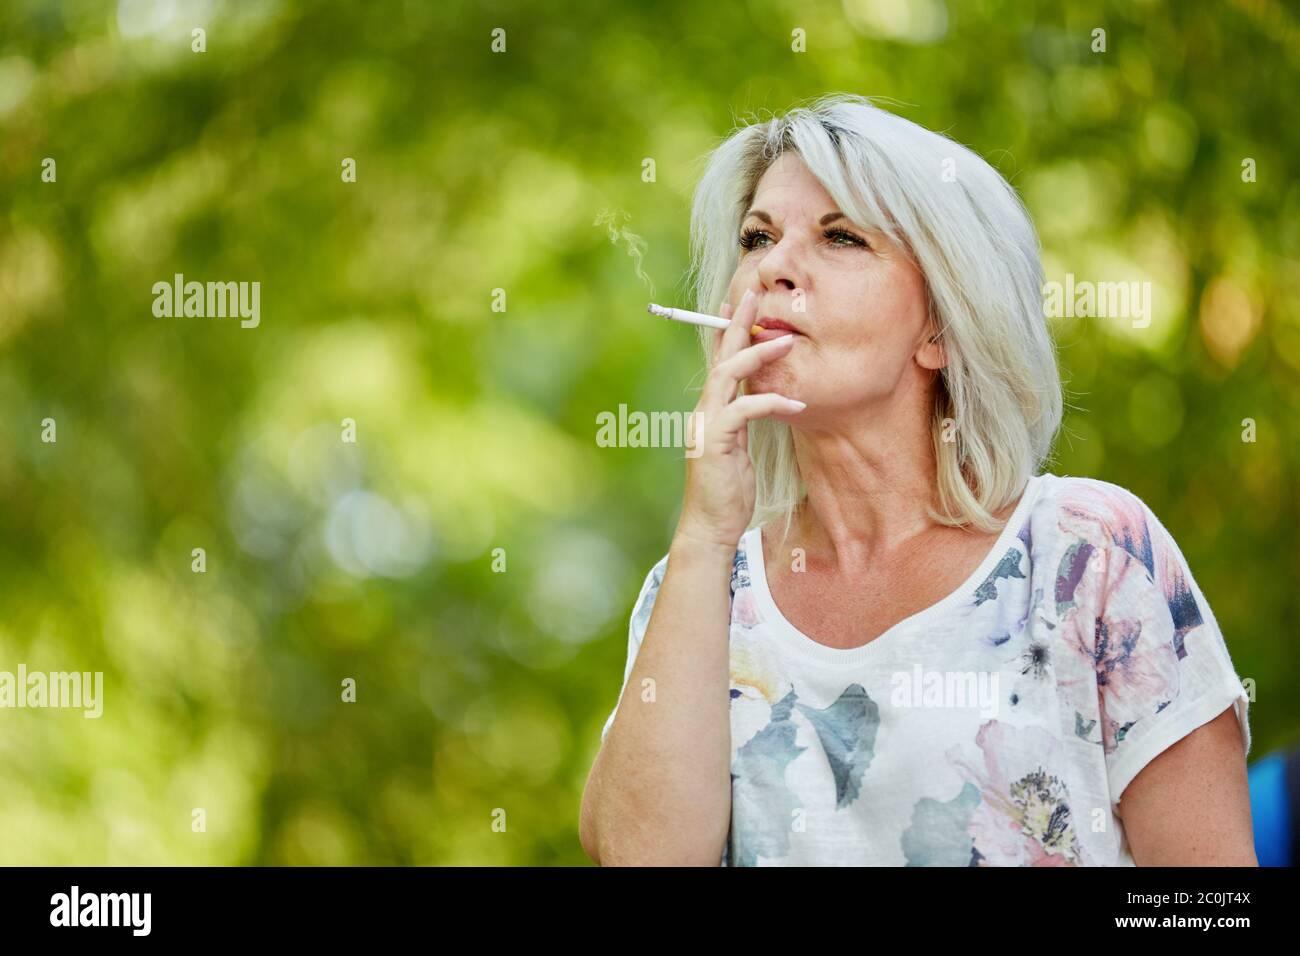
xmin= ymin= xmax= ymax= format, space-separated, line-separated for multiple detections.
xmin=741 ymin=472 xmax=1050 ymax=667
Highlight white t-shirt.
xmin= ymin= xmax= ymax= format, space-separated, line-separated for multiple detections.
xmin=600 ymin=472 xmax=1252 ymax=866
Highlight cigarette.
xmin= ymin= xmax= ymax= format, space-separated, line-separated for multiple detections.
xmin=646 ymin=303 xmax=764 ymax=336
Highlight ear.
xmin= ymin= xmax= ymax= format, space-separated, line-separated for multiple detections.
xmin=914 ymin=293 xmax=947 ymax=370
xmin=915 ymin=328 xmax=947 ymax=371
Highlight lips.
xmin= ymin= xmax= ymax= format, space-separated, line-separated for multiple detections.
xmin=752 ymin=317 xmax=802 ymax=344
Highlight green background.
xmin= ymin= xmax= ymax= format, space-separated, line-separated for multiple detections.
xmin=1 ymin=0 xmax=1296 ymax=864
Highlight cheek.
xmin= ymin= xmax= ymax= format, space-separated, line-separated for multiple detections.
xmin=823 ymin=294 xmax=919 ymax=372
xmin=742 ymin=337 xmax=890 ymax=402
xmin=726 ymin=267 xmax=753 ymax=303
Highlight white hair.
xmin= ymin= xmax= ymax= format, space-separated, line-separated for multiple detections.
xmin=685 ymin=92 xmax=1062 ymax=540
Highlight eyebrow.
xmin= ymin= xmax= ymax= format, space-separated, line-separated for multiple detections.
xmin=742 ymin=209 xmax=848 ymax=227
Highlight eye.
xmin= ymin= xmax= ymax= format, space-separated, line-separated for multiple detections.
xmin=738 ymin=225 xmax=772 ymax=252
xmin=824 ymin=227 xmax=869 ymax=249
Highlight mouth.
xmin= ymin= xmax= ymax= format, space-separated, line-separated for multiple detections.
xmin=752 ymin=317 xmax=803 ymax=344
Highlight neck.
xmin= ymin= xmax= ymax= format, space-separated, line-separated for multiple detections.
xmin=786 ymin=379 xmax=939 ymax=569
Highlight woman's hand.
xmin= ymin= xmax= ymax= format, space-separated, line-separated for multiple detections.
xmin=674 ymin=289 xmax=805 ymax=552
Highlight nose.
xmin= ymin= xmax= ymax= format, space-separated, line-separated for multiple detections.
xmin=755 ymin=231 xmax=808 ymax=296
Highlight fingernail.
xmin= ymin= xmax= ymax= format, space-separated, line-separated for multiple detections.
xmin=787 ymin=399 xmax=807 ymax=410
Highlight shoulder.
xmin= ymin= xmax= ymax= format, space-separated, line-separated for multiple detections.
xmin=1034 ymin=473 xmax=1206 ymax=637
xmin=1031 ymin=472 xmax=1168 ymax=572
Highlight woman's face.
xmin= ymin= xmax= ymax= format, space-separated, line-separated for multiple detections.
xmin=725 ymin=152 xmax=943 ymax=419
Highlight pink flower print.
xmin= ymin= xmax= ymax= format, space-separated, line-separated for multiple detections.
xmin=1056 ymin=479 xmax=1203 ymax=659
xmin=1057 ymin=545 xmax=1180 ymax=753
xmin=733 ymin=586 xmax=762 ymax=629
xmin=946 ymin=721 xmax=1093 ymax=866
xmin=1057 ymin=480 xmax=1154 ymax=563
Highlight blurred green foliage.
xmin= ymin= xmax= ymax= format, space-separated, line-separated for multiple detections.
xmin=0 ymin=0 xmax=1297 ymax=864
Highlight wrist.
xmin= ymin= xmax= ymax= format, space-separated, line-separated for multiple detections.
xmin=670 ymin=527 xmax=742 ymax=565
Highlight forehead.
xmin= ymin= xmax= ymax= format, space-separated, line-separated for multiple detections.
xmin=749 ymin=153 xmax=834 ymax=210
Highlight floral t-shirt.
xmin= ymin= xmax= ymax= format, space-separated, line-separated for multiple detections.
xmin=600 ymin=472 xmax=1252 ymax=866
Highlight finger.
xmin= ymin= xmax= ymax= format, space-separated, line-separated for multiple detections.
xmin=717 ymin=289 xmax=759 ymax=365
xmin=709 ymin=393 xmax=807 ymax=439
xmin=699 ymin=333 xmax=796 ymax=410
xmin=709 ymin=305 xmax=729 ymax=366
xmin=700 ymin=334 xmax=796 ymax=410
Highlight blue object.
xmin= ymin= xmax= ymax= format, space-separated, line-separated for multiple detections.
xmin=1248 ymin=751 xmax=1293 ymax=867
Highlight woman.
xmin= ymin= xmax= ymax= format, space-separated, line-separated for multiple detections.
xmin=579 ymin=93 xmax=1254 ymax=866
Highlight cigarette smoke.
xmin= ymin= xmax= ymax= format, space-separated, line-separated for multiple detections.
xmin=594 ymin=208 xmax=654 ymax=297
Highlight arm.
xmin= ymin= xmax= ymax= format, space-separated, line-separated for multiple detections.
xmin=1117 ymin=705 xmax=1257 ymax=865
xmin=580 ymin=289 xmax=804 ymax=866
xmin=1057 ymin=481 xmax=1257 ymax=866
xmin=579 ymin=535 xmax=736 ymax=866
